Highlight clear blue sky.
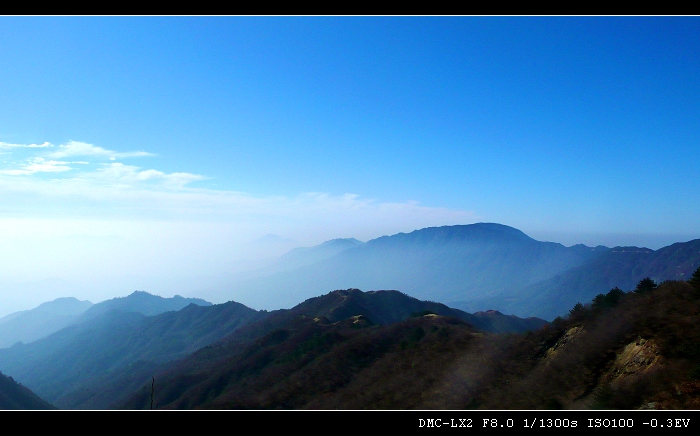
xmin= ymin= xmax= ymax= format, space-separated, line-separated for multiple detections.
xmin=0 ymin=17 xmax=698 ymax=312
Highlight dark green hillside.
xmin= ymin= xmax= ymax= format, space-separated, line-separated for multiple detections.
xmin=467 ymin=279 xmax=700 ymax=409
xmin=0 ymin=371 xmax=54 ymax=409
xmin=120 ymin=278 xmax=700 ymax=410
xmin=120 ymin=313 xmax=483 ymax=409
xmin=210 ymin=289 xmax=545 ymax=348
xmin=118 ymin=289 xmax=546 ymax=410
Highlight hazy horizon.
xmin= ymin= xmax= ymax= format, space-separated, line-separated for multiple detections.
xmin=1 ymin=17 xmax=698 ymax=316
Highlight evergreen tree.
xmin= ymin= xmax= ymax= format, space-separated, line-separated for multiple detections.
xmin=689 ymin=266 xmax=700 ymax=290
xmin=569 ymin=302 xmax=584 ymax=317
xmin=635 ymin=277 xmax=658 ymax=294
xmin=592 ymin=287 xmax=625 ymax=309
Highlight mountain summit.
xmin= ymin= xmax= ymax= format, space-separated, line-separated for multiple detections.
xmin=229 ymin=223 xmax=605 ymax=316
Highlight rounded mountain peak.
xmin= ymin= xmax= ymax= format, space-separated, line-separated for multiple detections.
xmin=370 ymin=223 xmax=534 ymax=246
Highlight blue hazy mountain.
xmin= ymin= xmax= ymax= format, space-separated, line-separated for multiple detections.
xmin=493 ymin=240 xmax=700 ymax=320
xmin=0 ymin=297 xmax=93 ymax=349
xmin=79 ymin=290 xmax=212 ymax=320
xmin=229 ymin=223 xmax=607 ymax=315
xmin=228 ymin=224 xmax=700 ymax=320
xmin=269 ymin=238 xmax=364 ymax=271
xmin=234 ymin=237 xmax=365 ymax=280
xmin=0 ymin=292 xmax=213 ymax=349
xmin=0 ymin=296 xmax=261 ymax=408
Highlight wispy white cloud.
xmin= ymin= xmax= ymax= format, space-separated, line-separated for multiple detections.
xmin=48 ymin=141 xmax=154 ymax=160
xmin=0 ymin=140 xmax=182 ymax=187
xmin=0 ymin=138 xmax=476 ymax=247
xmin=0 ymin=157 xmax=72 ymax=175
xmin=89 ymin=163 xmax=206 ymax=188
xmin=0 ymin=170 xmax=476 ymax=244
xmin=0 ymin=141 xmax=53 ymax=148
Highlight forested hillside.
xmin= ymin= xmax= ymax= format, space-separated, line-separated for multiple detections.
xmin=120 ymin=275 xmax=700 ymax=410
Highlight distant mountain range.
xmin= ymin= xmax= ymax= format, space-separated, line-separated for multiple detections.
xmin=2 ymin=222 xmax=700 ymax=409
xmin=79 ymin=290 xmax=212 ymax=319
xmin=496 ymin=240 xmax=700 ymax=319
xmin=0 ymin=292 xmax=211 ymax=349
xmin=227 ymin=223 xmax=700 ymax=320
xmin=0 ymin=297 xmax=93 ymax=349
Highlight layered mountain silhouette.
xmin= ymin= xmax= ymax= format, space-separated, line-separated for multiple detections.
xmin=496 ymin=240 xmax=700 ymax=319
xmin=0 ymin=297 xmax=93 ymax=348
xmin=0 ymin=370 xmax=54 ymax=409
xmin=228 ymin=223 xmax=700 ymax=320
xmin=2 ymin=222 xmax=700 ymax=410
xmin=0 ymin=294 xmax=258 ymax=408
xmin=79 ymin=290 xmax=212 ymax=319
xmin=0 ymin=291 xmax=212 ymax=350
xmin=229 ymin=223 xmax=604 ymax=315
xmin=119 ymin=280 xmax=700 ymax=410
xmin=0 ymin=288 xmax=544 ymax=409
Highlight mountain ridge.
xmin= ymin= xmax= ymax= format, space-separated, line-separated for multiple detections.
xmin=227 ymin=223 xmax=607 ymax=315
xmin=0 ymin=297 xmax=93 ymax=349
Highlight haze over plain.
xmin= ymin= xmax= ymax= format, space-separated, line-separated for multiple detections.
xmin=0 ymin=17 xmax=698 ymax=315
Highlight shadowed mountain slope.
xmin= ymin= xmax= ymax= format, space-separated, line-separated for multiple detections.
xmin=0 ymin=299 xmax=262 ymax=408
xmin=0 ymin=371 xmax=54 ymax=410
xmin=499 ymin=239 xmax=700 ymax=320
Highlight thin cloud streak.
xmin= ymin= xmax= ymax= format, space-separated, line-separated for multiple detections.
xmin=0 ymin=141 xmax=53 ymax=148
xmin=0 ymin=140 xmax=157 ymax=178
xmin=0 ymin=157 xmax=73 ymax=175
xmin=0 ymin=172 xmax=475 ymax=229
xmin=47 ymin=141 xmax=154 ymax=160
xmin=0 ymin=138 xmax=474 ymax=230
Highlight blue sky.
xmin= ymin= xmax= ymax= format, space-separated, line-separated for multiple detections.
xmin=0 ymin=17 xmax=699 ymax=312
